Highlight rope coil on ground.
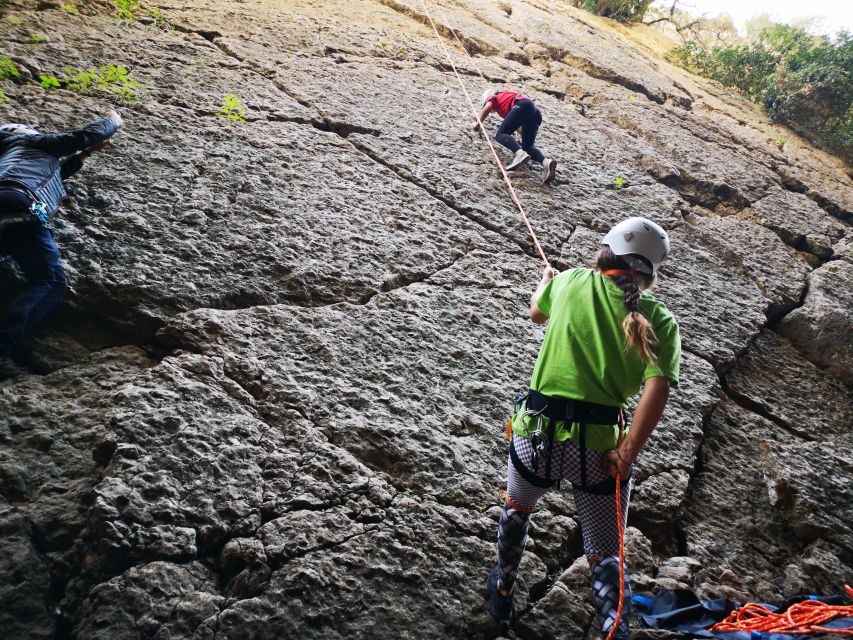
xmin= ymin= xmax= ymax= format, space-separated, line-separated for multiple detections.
xmin=710 ymin=585 xmax=853 ymax=635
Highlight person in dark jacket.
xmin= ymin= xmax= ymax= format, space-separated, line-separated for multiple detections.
xmin=0 ymin=110 xmax=122 ymax=379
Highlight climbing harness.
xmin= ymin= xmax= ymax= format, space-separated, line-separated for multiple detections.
xmin=710 ymin=585 xmax=853 ymax=636
xmin=417 ymin=0 xmax=549 ymax=267
xmin=508 ymin=389 xmax=627 ymax=494
xmin=418 ymin=3 xmax=628 ymax=634
xmin=0 ymin=185 xmax=49 ymax=233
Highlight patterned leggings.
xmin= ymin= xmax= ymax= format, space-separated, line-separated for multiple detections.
xmin=497 ymin=434 xmax=631 ymax=590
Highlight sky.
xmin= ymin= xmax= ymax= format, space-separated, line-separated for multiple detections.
xmin=659 ymin=0 xmax=853 ymax=36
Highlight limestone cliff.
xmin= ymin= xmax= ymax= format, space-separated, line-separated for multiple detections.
xmin=0 ymin=1 xmax=850 ymax=638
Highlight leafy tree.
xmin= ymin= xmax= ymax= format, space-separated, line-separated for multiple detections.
xmin=667 ymin=24 xmax=853 ymax=165
xmin=563 ymin=0 xmax=652 ymax=23
xmin=644 ymin=0 xmax=738 ymax=47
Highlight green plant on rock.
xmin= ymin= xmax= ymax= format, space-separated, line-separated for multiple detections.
xmin=61 ymin=2 xmax=79 ymax=14
xmin=40 ymin=74 xmax=61 ymax=89
xmin=0 ymin=90 xmax=9 ymax=104
xmin=148 ymin=7 xmax=170 ymax=30
xmin=566 ymin=0 xmax=651 ymax=23
xmin=220 ymin=94 xmax=246 ymax=123
xmin=63 ymin=67 xmax=97 ymax=92
xmin=195 ymin=57 xmax=207 ymax=70
xmin=613 ymin=176 xmax=626 ymax=189
xmin=7 ymin=16 xmax=23 ymax=27
xmin=38 ymin=65 xmax=141 ymax=100
xmin=67 ymin=64 xmax=141 ymax=100
xmin=27 ymin=33 xmax=47 ymax=44
xmin=114 ymin=0 xmax=139 ymax=20
xmin=0 ymin=57 xmax=21 ymax=81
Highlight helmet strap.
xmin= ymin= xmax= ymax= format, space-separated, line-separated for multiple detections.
xmin=600 ymin=269 xmax=634 ymax=277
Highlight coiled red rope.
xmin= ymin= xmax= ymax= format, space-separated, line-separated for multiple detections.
xmin=710 ymin=585 xmax=853 ymax=635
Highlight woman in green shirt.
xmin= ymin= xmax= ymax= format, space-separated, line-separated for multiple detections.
xmin=488 ymin=218 xmax=681 ymax=640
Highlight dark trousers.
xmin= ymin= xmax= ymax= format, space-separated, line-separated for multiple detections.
xmin=0 ymin=192 xmax=66 ymax=358
xmin=495 ymin=99 xmax=545 ymax=163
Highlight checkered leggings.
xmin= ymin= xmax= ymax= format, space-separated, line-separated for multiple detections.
xmin=497 ymin=434 xmax=631 ymax=590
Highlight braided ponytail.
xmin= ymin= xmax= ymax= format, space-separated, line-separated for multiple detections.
xmin=596 ymin=246 xmax=658 ymax=364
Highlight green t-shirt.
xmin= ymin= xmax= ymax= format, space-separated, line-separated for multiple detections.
xmin=514 ymin=268 xmax=681 ymax=450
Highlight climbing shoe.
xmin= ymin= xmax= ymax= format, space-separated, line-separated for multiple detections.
xmin=487 ymin=564 xmax=514 ymax=621
xmin=591 ymin=556 xmax=632 ymax=639
xmin=0 ymin=356 xmax=29 ymax=381
xmin=506 ymin=149 xmax=530 ymax=171
xmin=542 ymin=158 xmax=558 ymax=184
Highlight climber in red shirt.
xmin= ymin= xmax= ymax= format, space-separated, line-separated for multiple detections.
xmin=473 ymin=89 xmax=557 ymax=184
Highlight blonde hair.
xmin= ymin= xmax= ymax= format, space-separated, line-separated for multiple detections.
xmin=596 ymin=246 xmax=658 ymax=364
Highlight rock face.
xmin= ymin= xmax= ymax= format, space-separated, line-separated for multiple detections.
xmin=0 ymin=1 xmax=850 ymax=639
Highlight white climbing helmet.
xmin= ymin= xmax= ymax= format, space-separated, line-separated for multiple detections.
xmin=480 ymin=88 xmax=496 ymax=107
xmin=602 ymin=217 xmax=670 ymax=275
xmin=0 ymin=123 xmax=39 ymax=136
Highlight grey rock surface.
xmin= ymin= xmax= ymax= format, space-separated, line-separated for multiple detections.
xmin=778 ymin=261 xmax=853 ymax=384
xmin=0 ymin=0 xmax=850 ymax=639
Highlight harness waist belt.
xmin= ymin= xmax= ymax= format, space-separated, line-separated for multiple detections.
xmin=0 ymin=183 xmax=37 ymax=200
xmin=527 ymin=389 xmax=621 ymax=425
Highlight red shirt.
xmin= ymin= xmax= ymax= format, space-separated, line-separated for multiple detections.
xmin=487 ymin=91 xmax=530 ymax=118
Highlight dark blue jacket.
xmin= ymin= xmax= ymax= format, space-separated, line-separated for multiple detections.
xmin=0 ymin=116 xmax=118 ymax=218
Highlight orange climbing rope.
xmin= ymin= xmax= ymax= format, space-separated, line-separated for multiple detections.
xmin=710 ymin=585 xmax=853 ymax=635
xmin=605 ymin=417 xmax=627 ymax=640
xmin=417 ymin=0 xmax=550 ymax=267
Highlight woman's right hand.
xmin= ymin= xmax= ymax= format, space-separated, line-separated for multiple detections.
xmin=604 ymin=448 xmax=633 ymax=479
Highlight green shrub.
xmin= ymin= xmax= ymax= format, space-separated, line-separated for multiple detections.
xmin=667 ymin=25 xmax=853 ymax=165
xmin=0 ymin=90 xmax=9 ymax=103
xmin=567 ymin=0 xmax=651 ymax=23
xmin=0 ymin=57 xmax=21 ymax=81
xmin=38 ymin=65 xmax=141 ymax=100
xmin=148 ymin=7 xmax=170 ymax=30
xmin=40 ymin=75 xmax=61 ymax=89
xmin=62 ymin=3 xmax=79 ymax=14
xmin=27 ymin=33 xmax=47 ymax=44
xmin=7 ymin=16 xmax=23 ymax=27
xmin=220 ymin=94 xmax=246 ymax=123
xmin=114 ymin=0 xmax=139 ymax=20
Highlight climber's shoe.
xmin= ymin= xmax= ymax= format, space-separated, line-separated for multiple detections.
xmin=506 ymin=149 xmax=530 ymax=171
xmin=487 ymin=564 xmax=514 ymax=621
xmin=542 ymin=158 xmax=557 ymax=184
xmin=0 ymin=356 xmax=29 ymax=381
xmin=591 ymin=556 xmax=632 ymax=639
